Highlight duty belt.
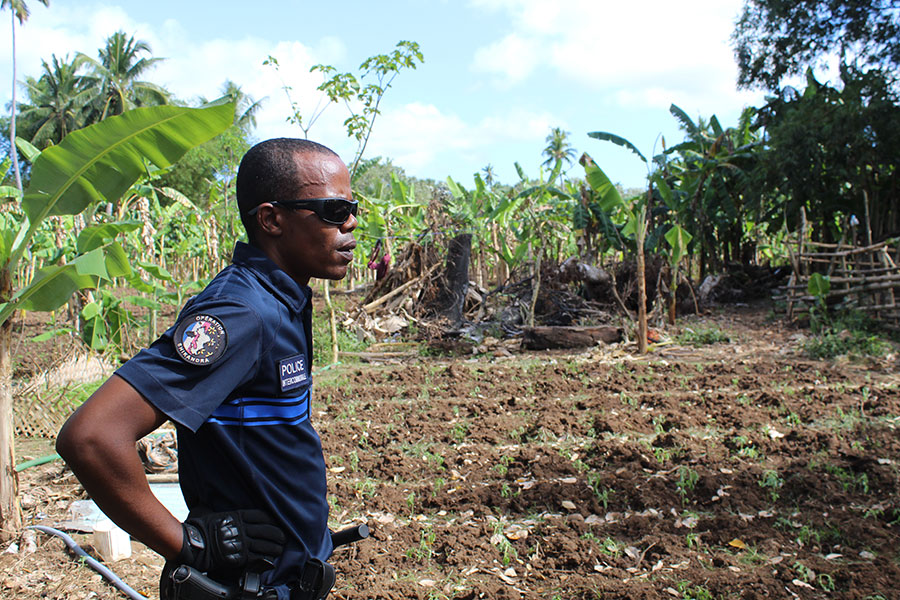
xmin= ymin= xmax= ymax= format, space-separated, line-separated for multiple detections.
xmin=167 ymin=558 xmax=335 ymax=600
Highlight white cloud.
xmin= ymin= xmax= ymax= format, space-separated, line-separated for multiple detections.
xmin=468 ymin=0 xmax=752 ymax=112
xmin=472 ymin=33 xmax=542 ymax=85
xmin=0 ymin=4 xmax=353 ymax=150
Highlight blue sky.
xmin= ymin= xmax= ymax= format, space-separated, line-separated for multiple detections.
xmin=1 ymin=0 xmax=766 ymax=190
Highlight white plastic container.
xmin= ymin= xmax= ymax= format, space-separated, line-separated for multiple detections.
xmin=92 ymin=519 xmax=132 ymax=562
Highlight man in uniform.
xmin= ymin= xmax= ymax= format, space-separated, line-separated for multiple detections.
xmin=56 ymin=138 xmax=359 ymax=600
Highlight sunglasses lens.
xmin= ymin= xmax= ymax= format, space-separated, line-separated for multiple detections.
xmin=322 ymin=199 xmax=357 ymax=224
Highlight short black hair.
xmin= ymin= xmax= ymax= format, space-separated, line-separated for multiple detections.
xmin=236 ymin=138 xmax=340 ymax=243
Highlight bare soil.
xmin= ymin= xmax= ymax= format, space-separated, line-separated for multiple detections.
xmin=3 ymin=303 xmax=900 ymax=599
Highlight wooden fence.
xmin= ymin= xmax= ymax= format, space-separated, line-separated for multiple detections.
xmin=780 ymin=235 xmax=900 ymax=327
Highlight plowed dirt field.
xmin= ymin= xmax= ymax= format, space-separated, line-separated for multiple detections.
xmin=4 ymin=305 xmax=900 ymax=599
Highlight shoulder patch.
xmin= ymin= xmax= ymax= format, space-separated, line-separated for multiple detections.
xmin=174 ymin=314 xmax=227 ymax=366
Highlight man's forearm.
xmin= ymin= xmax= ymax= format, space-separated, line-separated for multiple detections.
xmin=57 ymin=375 xmax=184 ymax=560
xmin=62 ymin=438 xmax=183 ymax=559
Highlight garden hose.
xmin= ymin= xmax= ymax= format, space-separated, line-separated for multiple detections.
xmin=27 ymin=525 xmax=145 ymax=600
xmin=14 ymin=453 xmax=61 ymax=472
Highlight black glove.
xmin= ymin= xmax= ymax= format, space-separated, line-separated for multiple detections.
xmin=176 ymin=509 xmax=286 ymax=575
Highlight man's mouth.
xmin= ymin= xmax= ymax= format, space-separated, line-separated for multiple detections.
xmin=336 ymin=241 xmax=356 ymax=261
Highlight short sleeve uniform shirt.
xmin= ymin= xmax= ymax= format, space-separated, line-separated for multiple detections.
xmin=116 ymin=241 xmax=332 ymax=588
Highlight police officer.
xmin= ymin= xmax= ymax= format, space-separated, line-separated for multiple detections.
xmin=56 ymin=138 xmax=359 ymax=600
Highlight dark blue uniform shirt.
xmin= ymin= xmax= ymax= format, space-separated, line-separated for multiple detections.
xmin=116 ymin=241 xmax=332 ymax=593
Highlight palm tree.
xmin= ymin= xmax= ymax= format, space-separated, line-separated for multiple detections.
xmin=542 ymin=127 xmax=576 ymax=186
xmin=481 ymin=163 xmax=496 ymax=189
xmin=218 ymin=80 xmax=265 ymax=132
xmin=77 ymin=31 xmax=169 ymax=122
xmin=2 ymin=0 xmax=50 ymax=191
xmin=17 ymin=54 xmax=92 ymax=147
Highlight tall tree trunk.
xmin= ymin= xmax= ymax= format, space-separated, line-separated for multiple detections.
xmin=10 ymin=13 xmax=22 ymax=192
xmin=636 ymin=204 xmax=648 ymax=354
xmin=0 ymin=267 xmax=20 ymax=540
xmin=528 ymin=244 xmax=543 ymax=328
xmin=441 ymin=233 xmax=472 ymax=328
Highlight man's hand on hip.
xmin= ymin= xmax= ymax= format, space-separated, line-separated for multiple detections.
xmin=177 ymin=509 xmax=286 ymax=574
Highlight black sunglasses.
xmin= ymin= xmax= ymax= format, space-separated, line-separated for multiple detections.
xmin=246 ymin=198 xmax=358 ymax=225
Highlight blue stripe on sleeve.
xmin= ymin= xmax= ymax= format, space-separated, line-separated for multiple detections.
xmin=208 ymin=392 xmax=310 ymax=426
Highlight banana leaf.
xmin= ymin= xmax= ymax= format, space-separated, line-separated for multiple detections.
xmin=13 ymin=103 xmax=234 ymax=270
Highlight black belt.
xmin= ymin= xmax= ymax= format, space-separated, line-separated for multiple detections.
xmin=163 ymin=559 xmax=335 ymax=600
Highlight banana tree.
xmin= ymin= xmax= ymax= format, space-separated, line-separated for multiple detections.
xmin=581 ymin=139 xmax=656 ymax=352
xmin=0 ymin=102 xmax=234 ymax=538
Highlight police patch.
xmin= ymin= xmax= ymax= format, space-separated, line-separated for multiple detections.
xmin=174 ymin=314 xmax=227 ymax=366
xmin=279 ymin=354 xmax=308 ymax=392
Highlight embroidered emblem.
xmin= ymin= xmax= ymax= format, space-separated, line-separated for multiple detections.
xmin=279 ymin=354 xmax=307 ymax=392
xmin=174 ymin=314 xmax=227 ymax=365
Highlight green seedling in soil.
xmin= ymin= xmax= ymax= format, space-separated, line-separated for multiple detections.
xmin=736 ymin=444 xmax=761 ymax=460
xmin=676 ymin=580 xmax=716 ymax=600
xmin=823 ymin=463 xmax=870 ymax=493
xmin=587 ymin=472 xmax=612 ymax=510
xmin=793 ymin=561 xmax=815 ymax=583
xmin=824 ymin=405 xmax=863 ymax=431
xmin=655 ymin=445 xmax=684 ymax=465
xmin=791 ymin=523 xmax=822 ymax=547
xmin=676 ymin=466 xmax=699 ymax=505
xmin=652 ymin=415 xmax=667 ymax=435
xmin=758 ymin=469 xmax=783 ymax=503
xmin=337 ymin=399 xmax=358 ymax=420
xmin=406 ymin=524 xmax=436 ymax=562
xmin=491 ymin=521 xmax=518 ymax=566
xmin=737 ymin=545 xmax=769 ymax=566
xmin=401 ymin=440 xmax=433 ymax=459
xmin=405 ymin=491 xmax=416 ymax=514
xmin=599 ymin=537 xmax=624 ymax=557
xmin=685 ymin=532 xmax=700 ymax=550
xmin=818 ymin=573 xmax=836 ymax=592
xmin=678 ymin=326 xmax=730 ymax=347
xmin=784 ymin=411 xmax=802 ymax=427
xmin=493 ymin=455 xmax=514 ymax=477
xmin=500 ymin=482 xmax=511 ymax=498
xmin=451 ymin=421 xmax=469 ymax=443
xmin=425 ymin=451 xmax=446 ymax=471
xmin=354 ymin=477 xmax=378 ymax=499
xmin=619 ymin=391 xmax=637 ymax=408
xmin=433 ymin=477 xmax=445 ymax=497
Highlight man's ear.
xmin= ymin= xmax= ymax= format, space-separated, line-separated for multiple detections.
xmin=255 ymin=203 xmax=284 ymax=238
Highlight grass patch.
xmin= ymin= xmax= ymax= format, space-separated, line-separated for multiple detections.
xmin=803 ymin=329 xmax=892 ymax=359
xmin=677 ymin=326 xmax=731 ymax=346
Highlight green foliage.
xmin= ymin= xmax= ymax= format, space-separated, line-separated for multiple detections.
xmin=732 ymin=0 xmax=900 ymax=91
xmin=0 ymin=103 xmax=233 ymax=327
xmin=677 ymin=326 xmax=731 ymax=346
xmin=311 ymin=292 xmax=368 ymax=365
xmin=406 ymin=524 xmax=436 ymax=562
xmin=676 ymin=466 xmax=699 ymax=505
xmin=803 ymin=329 xmax=892 ymax=359
xmin=268 ymin=40 xmax=423 ymax=178
xmin=755 ymin=68 xmax=900 ymax=242
xmin=758 ymin=469 xmax=783 ymax=502
xmin=802 ymin=309 xmax=892 ymax=359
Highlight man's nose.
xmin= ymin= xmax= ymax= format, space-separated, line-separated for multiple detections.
xmin=341 ymin=212 xmax=358 ymax=233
